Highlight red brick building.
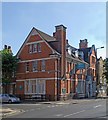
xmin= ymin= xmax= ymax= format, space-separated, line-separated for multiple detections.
xmin=15 ymin=25 xmax=89 ymax=100
xmin=78 ymin=39 xmax=97 ymax=97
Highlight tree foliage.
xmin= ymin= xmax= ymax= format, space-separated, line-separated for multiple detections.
xmin=1 ymin=48 xmax=18 ymax=85
xmin=103 ymin=58 xmax=108 ymax=83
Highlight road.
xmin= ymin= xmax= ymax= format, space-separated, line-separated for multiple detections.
xmin=2 ymin=99 xmax=107 ymax=119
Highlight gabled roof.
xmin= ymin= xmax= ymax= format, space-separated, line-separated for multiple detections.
xmin=78 ymin=45 xmax=96 ymax=63
xmin=66 ymin=52 xmax=89 ymax=65
xmin=35 ymin=28 xmax=56 ymax=42
xmin=67 ymin=44 xmax=78 ymax=51
xmin=16 ymin=27 xmax=59 ymax=57
xmin=78 ymin=47 xmax=91 ymax=62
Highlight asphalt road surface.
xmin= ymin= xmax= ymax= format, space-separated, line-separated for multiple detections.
xmin=2 ymin=99 xmax=107 ymax=119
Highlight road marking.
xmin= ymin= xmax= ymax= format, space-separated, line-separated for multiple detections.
xmin=51 ymin=105 xmax=55 ymax=107
xmin=29 ymin=109 xmax=35 ymax=111
xmin=55 ymin=114 xmax=63 ymax=117
xmin=64 ymin=110 xmax=85 ymax=118
xmin=8 ymin=104 xmax=41 ymax=106
xmin=55 ymin=105 xmax=59 ymax=107
xmin=47 ymin=106 xmax=51 ymax=108
xmin=94 ymin=105 xmax=102 ymax=108
xmin=95 ymin=99 xmax=101 ymax=102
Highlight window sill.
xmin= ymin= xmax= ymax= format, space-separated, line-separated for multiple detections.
xmin=33 ymin=71 xmax=38 ymax=72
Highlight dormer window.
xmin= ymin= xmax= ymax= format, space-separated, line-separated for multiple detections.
xmin=78 ymin=51 xmax=84 ymax=59
xmin=68 ymin=47 xmax=71 ymax=55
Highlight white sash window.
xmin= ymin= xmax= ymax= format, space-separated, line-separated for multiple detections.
xmin=25 ymin=79 xmax=45 ymax=94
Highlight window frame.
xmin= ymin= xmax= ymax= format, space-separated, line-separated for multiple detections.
xmin=25 ymin=62 xmax=29 ymax=72
xmin=33 ymin=43 xmax=37 ymax=53
xmin=24 ymin=80 xmax=45 ymax=94
xmin=32 ymin=60 xmax=38 ymax=72
xmin=29 ymin=44 xmax=32 ymax=53
xmin=37 ymin=43 xmax=41 ymax=52
xmin=41 ymin=60 xmax=45 ymax=71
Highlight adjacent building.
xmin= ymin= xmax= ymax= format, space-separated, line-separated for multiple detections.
xmin=78 ymin=39 xmax=97 ymax=97
xmin=96 ymin=57 xmax=106 ymax=97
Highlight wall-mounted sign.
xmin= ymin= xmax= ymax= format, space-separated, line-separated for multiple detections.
xmin=62 ymin=88 xmax=66 ymax=94
xmin=76 ymin=63 xmax=85 ymax=69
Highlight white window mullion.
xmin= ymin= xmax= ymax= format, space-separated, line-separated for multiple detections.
xmin=29 ymin=80 xmax=31 ymax=93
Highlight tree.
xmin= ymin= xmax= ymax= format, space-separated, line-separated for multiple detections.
xmin=103 ymin=58 xmax=108 ymax=95
xmin=0 ymin=46 xmax=18 ymax=93
xmin=103 ymin=58 xmax=108 ymax=83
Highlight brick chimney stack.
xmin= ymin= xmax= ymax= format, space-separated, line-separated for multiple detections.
xmin=53 ymin=24 xmax=67 ymax=78
xmin=79 ymin=39 xmax=88 ymax=49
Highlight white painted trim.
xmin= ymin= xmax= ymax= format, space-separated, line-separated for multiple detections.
xmin=24 ymin=93 xmax=46 ymax=95
xmin=66 ymin=79 xmax=71 ymax=80
xmin=10 ymin=82 xmax=16 ymax=84
xmin=17 ymin=70 xmax=61 ymax=75
xmin=16 ymin=80 xmax=25 ymax=82
xmin=18 ymin=57 xmax=56 ymax=63
xmin=91 ymin=54 xmax=96 ymax=57
xmin=71 ymin=79 xmax=85 ymax=82
xmin=16 ymin=78 xmax=61 ymax=82
xmin=26 ymin=40 xmax=44 ymax=45
xmin=89 ymin=67 xmax=96 ymax=69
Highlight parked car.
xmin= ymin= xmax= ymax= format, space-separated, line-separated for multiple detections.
xmin=0 ymin=94 xmax=20 ymax=103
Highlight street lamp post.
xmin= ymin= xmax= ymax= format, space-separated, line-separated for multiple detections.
xmin=96 ymin=46 xmax=104 ymax=59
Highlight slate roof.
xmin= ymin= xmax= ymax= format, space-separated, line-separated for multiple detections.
xmin=35 ymin=28 xmax=56 ymax=42
xmin=78 ymin=47 xmax=91 ymax=63
xmin=66 ymin=53 xmax=89 ymax=65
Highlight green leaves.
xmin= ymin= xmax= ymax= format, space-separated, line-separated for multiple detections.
xmin=103 ymin=58 xmax=108 ymax=83
xmin=1 ymin=48 xmax=18 ymax=84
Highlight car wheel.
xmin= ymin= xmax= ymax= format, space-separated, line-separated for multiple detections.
xmin=8 ymin=100 xmax=12 ymax=103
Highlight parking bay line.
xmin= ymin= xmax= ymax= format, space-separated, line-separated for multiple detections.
xmin=93 ymin=105 xmax=102 ymax=108
xmin=64 ymin=110 xmax=85 ymax=118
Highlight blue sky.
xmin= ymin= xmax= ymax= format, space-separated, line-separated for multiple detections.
xmin=2 ymin=2 xmax=106 ymax=58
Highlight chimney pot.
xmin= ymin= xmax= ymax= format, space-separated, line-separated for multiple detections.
xmin=8 ymin=46 xmax=11 ymax=49
xmin=4 ymin=45 xmax=7 ymax=49
xmin=53 ymin=32 xmax=55 ymax=37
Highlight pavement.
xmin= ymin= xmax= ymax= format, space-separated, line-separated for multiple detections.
xmin=0 ymin=98 xmax=106 ymax=118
